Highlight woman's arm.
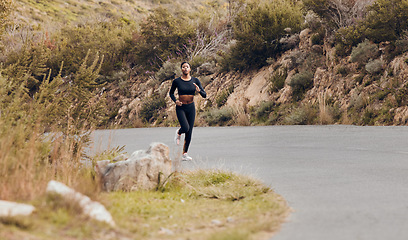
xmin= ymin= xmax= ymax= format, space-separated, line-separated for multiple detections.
xmin=169 ymin=80 xmax=177 ymax=102
xmin=194 ymin=79 xmax=207 ymax=98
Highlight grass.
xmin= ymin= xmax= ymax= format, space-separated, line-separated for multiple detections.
xmin=0 ymin=169 xmax=290 ymax=240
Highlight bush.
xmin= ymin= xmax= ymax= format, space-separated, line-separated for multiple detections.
xmin=365 ymin=59 xmax=384 ymax=74
xmin=128 ymin=7 xmax=195 ymax=71
xmin=288 ymin=71 xmax=314 ymax=101
xmin=215 ymin=85 xmax=234 ymax=107
xmin=203 ymin=107 xmax=234 ymax=126
xmin=284 ymin=104 xmax=318 ymax=125
xmin=363 ymin=0 xmax=408 ymax=43
xmin=222 ymin=0 xmax=303 ymax=70
xmin=139 ymin=93 xmax=166 ymax=123
xmin=269 ymin=68 xmax=287 ymax=93
xmin=155 ymin=60 xmax=178 ymax=82
xmin=303 ymin=0 xmax=370 ymax=29
xmin=252 ymin=101 xmax=277 ymax=123
xmin=350 ymin=39 xmax=378 ymax=65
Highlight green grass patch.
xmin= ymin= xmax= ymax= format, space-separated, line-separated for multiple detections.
xmin=0 ymin=169 xmax=290 ymax=240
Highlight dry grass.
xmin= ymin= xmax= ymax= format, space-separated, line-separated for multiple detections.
xmin=318 ymin=91 xmax=334 ymax=125
xmin=0 ymin=169 xmax=290 ymax=240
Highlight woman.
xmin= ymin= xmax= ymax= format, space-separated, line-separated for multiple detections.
xmin=169 ymin=62 xmax=206 ymax=161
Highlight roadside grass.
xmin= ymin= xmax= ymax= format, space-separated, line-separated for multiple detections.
xmin=0 ymin=169 xmax=290 ymax=240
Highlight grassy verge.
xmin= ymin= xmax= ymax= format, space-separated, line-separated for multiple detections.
xmin=0 ymin=169 xmax=290 ymax=240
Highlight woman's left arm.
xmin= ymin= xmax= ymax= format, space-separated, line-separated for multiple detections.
xmin=194 ymin=79 xmax=207 ymax=98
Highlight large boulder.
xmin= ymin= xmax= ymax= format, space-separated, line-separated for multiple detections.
xmin=97 ymin=142 xmax=172 ymax=192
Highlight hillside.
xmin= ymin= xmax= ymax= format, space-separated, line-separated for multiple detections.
xmin=3 ymin=0 xmax=408 ymax=127
xmin=11 ymin=0 xmax=211 ymax=26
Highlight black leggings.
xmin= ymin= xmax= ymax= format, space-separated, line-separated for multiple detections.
xmin=176 ymin=102 xmax=195 ymax=153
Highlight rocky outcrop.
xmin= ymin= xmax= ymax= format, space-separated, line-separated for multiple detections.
xmin=0 ymin=200 xmax=35 ymax=217
xmin=97 ymin=142 xmax=172 ymax=192
xmin=46 ymin=180 xmax=115 ymax=227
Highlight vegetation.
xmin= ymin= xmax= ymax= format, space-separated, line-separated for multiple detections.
xmin=0 ymin=169 xmax=289 ymax=240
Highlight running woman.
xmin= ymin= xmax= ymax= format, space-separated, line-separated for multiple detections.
xmin=169 ymin=62 xmax=206 ymax=161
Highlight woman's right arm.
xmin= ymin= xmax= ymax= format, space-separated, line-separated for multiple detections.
xmin=169 ymin=80 xmax=177 ymax=102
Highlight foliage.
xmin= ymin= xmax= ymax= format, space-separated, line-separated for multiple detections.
xmin=203 ymin=107 xmax=234 ymax=126
xmin=0 ymin=0 xmax=12 ymax=35
xmin=155 ymin=60 xmax=178 ymax=82
xmin=349 ymin=39 xmax=378 ymax=65
xmin=284 ymin=104 xmax=318 ymax=125
xmin=128 ymin=7 xmax=195 ymax=71
xmin=139 ymin=92 xmax=167 ymax=123
xmin=269 ymin=68 xmax=287 ymax=93
xmin=47 ymin=20 xmax=132 ymax=80
xmin=363 ymin=0 xmax=408 ymax=43
xmin=222 ymin=0 xmax=303 ymax=70
xmin=287 ymin=71 xmax=314 ymax=101
xmin=303 ymin=0 xmax=371 ymax=30
xmin=251 ymin=101 xmax=277 ymax=123
xmin=365 ymin=59 xmax=383 ymax=74
xmin=215 ymin=84 xmax=234 ymax=107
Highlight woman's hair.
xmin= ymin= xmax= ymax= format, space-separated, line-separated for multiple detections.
xmin=180 ymin=61 xmax=190 ymax=69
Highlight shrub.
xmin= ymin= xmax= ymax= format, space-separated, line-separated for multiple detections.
xmin=129 ymin=7 xmax=195 ymax=71
xmin=269 ymin=68 xmax=287 ymax=93
xmin=284 ymin=104 xmax=318 ymax=125
xmin=252 ymin=101 xmax=277 ymax=123
xmin=365 ymin=59 xmax=383 ymax=74
xmin=288 ymin=71 xmax=314 ymax=101
xmin=223 ymin=0 xmax=303 ymax=70
xmin=363 ymin=0 xmax=408 ymax=43
xmin=303 ymin=0 xmax=371 ymax=30
xmin=139 ymin=93 xmax=166 ymax=123
xmin=215 ymin=84 xmax=234 ymax=107
xmin=155 ymin=60 xmax=178 ymax=82
xmin=350 ymin=39 xmax=378 ymax=65
xmin=203 ymin=107 xmax=234 ymax=126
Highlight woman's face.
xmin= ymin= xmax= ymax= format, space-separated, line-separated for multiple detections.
xmin=181 ymin=63 xmax=191 ymax=75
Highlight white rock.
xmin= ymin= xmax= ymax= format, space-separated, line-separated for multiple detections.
xmin=0 ymin=200 xmax=35 ymax=217
xmin=46 ymin=180 xmax=115 ymax=227
xmin=98 ymin=142 xmax=172 ymax=191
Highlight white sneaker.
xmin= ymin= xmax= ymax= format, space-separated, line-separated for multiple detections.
xmin=182 ymin=153 xmax=192 ymax=161
xmin=174 ymin=129 xmax=181 ymax=145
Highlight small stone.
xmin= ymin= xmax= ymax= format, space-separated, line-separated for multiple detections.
xmin=159 ymin=227 xmax=174 ymax=235
xmin=211 ymin=219 xmax=223 ymax=226
xmin=226 ymin=217 xmax=234 ymax=223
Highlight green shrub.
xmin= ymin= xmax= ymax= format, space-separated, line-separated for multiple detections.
xmin=222 ymin=0 xmax=303 ymax=70
xmin=139 ymin=93 xmax=166 ymax=123
xmin=288 ymin=71 xmax=314 ymax=101
xmin=284 ymin=104 xmax=318 ymax=125
xmin=128 ymin=7 xmax=195 ymax=71
xmin=365 ymin=59 xmax=383 ymax=74
xmin=203 ymin=107 xmax=234 ymax=126
xmin=155 ymin=60 xmax=178 ymax=82
xmin=363 ymin=0 xmax=408 ymax=43
xmin=47 ymin=20 xmax=132 ymax=80
xmin=350 ymin=39 xmax=378 ymax=65
xmin=252 ymin=101 xmax=277 ymax=123
xmin=215 ymin=85 xmax=234 ymax=107
xmin=269 ymin=68 xmax=287 ymax=93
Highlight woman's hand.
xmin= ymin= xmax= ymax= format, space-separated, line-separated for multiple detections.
xmin=175 ymin=100 xmax=183 ymax=106
xmin=193 ymin=83 xmax=200 ymax=92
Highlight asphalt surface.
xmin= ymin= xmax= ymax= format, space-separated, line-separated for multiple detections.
xmin=91 ymin=125 xmax=408 ymax=240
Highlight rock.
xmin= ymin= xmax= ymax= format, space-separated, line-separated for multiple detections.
xmin=211 ymin=219 xmax=223 ymax=226
xmin=0 ymin=200 xmax=35 ymax=217
xmin=46 ymin=180 xmax=115 ymax=227
xmin=97 ymin=142 xmax=172 ymax=191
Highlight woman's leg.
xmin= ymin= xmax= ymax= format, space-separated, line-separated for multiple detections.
xmin=176 ymin=105 xmax=190 ymax=136
xmin=183 ymin=103 xmax=196 ymax=153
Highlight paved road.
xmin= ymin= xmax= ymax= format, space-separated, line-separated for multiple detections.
xmin=91 ymin=125 xmax=408 ymax=240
